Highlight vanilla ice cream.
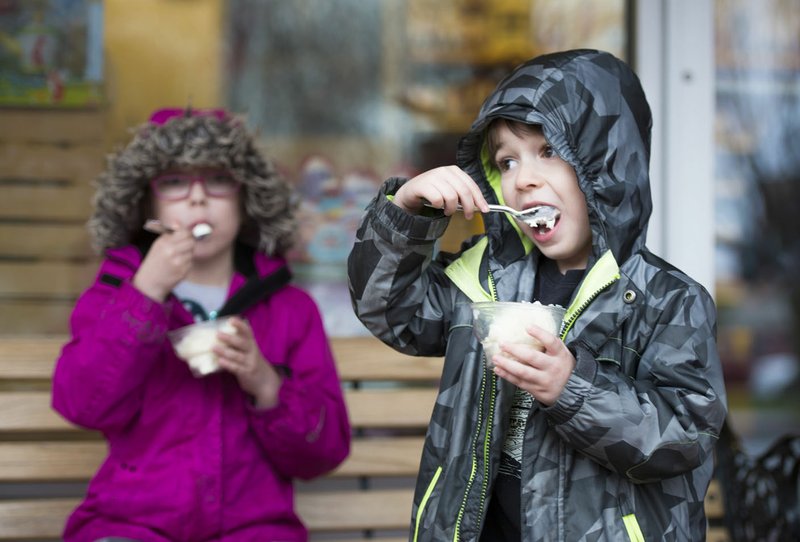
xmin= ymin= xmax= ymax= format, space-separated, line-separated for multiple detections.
xmin=170 ymin=317 xmax=236 ymax=377
xmin=191 ymin=223 xmax=212 ymax=239
xmin=471 ymin=301 xmax=565 ymax=368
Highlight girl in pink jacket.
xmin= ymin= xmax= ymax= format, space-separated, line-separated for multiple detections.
xmin=52 ymin=108 xmax=351 ymax=542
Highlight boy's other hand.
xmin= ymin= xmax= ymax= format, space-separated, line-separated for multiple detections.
xmin=133 ymin=224 xmax=195 ymax=302
xmin=491 ymin=325 xmax=576 ymax=406
xmin=393 ymin=166 xmax=489 ymax=219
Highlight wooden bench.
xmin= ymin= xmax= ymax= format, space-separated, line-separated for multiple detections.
xmin=0 ymin=335 xmax=729 ymax=541
xmin=0 ymin=335 xmax=440 ymax=541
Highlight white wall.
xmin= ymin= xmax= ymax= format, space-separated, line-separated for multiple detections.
xmin=635 ymin=0 xmax=716 ymax=295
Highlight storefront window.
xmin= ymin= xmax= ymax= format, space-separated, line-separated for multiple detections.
xmin=715 ymin=0 xmax=800 ymax=452
xmin=225 ymin=0 xmax=627 ymax=336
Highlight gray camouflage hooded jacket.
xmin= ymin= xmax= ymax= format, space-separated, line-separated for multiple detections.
xmin=348 ymin=49 xmax=727 ymax=541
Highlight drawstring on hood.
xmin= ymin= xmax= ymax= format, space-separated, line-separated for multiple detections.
xmin=89 ymin=107 xmax=297 ymax=256
xmin=456 ymin=49 xmax=653 ymax=267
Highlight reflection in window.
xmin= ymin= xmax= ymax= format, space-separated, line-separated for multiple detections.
xmin=715 ymin=0 xmax=800 ymax=452
xmin=225 ymin=0 xmax=625 ymax=336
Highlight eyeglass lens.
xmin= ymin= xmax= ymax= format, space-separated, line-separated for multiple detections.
xmin=152 ymin=172 xmax=240 ymax=200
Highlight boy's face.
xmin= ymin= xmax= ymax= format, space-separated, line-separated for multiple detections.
xmin=151 ymin=167 xmax=242 ymax=264
xmin=491 ymin=121 xmax=591 ymax=273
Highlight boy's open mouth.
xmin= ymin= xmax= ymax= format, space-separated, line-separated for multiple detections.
xmin=521 ymin=205 xmax=560 ymax=233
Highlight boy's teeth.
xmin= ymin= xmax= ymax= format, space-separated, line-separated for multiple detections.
xmin=533 ymin=215 xmax=557 ymax=230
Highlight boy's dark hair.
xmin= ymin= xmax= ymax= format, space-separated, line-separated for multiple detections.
xmin=485 ymin=118 xmax=544 ymax=166
xmin=89 ymin=108 xmax=297 ymax=256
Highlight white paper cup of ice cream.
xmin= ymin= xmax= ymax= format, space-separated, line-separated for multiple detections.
xmin=168 ymin=316 xmax=236 ymax=377
xmin=471 ymin=301 xmax=566 ymax=368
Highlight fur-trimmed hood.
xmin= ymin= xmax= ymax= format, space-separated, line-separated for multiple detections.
xmin=89 ymin=108 xmax=297 ymax=256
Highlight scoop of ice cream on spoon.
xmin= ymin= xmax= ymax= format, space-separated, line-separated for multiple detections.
xmin=190 ymin=223 xmax=212 ymax=239
xmin=144 ymin=219 xmax=213 ymax=240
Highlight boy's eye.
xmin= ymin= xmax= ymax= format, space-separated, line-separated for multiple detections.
xmin=496 ymin=157 xmax=517 ymax=172
xmin=542 ymin=145 xmax=556 ymax=159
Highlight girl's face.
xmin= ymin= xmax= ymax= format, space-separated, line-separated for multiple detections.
xmin=150 ymin=167 xmax=242 ymax=265
xmin=491 ymin=121 xmax=592 ymax=273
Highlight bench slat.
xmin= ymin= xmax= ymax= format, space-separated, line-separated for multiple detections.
xmin=0 ymin=261 xmax=96 ymax=298
xmin=0 ymin=143 xmax=104 ymax=180
xmin=337 ymin=436 xmax=423 ymax=476
xmin=0 ymin=489 xmax=413 ymax=538
xmin=0 ymin=336 xmax=442 ymax=383
xmin=1 ymin=184 xmax=93 ymax=221
xmin=0 ymin=336 xmax=67 ymax=377
xmin=705 ymin=478 xmax=725 ymax=517
xmin=0 ymin=437 xmax=424 ymax=482
xmin=1 ymin=109 xmax=105 ymax=144
xmin=0 ymin=302 xmax=76 ymax=336
xmin=0 ymin=389 xmax=435 ymax=432
xmin=331 ymin=337 xmax=442 ymax=381
xmin=0 ymin=224 xmax=93 ymax=259
xmin=0 ymin=498 xmax=76 ymax=540
xmin=347 ymin=388 xmax=436 ymax=428
xmin=298 ymin=488 xmax=412 ymax=531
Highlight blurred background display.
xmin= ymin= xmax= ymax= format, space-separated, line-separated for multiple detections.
xmin=0 ymin=0 xmax=798 ymax=455
xmin=0 ymin=0 xmax=103 ymax=107
xmin=224 ymin=0 xmax=625 ymax=336
xmin=714 ymin=0 xmax=800 ymax=452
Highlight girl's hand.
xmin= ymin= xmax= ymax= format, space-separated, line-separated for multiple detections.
xmin=133 ymin=224 xmax=195 ymax=302
xmin=213 ymin=317 xmax=282 ymax=409
xmin=490 ymin=325 xmax=576 ymax=406
xmin=393 ymin=166 xmax=489 ymax=220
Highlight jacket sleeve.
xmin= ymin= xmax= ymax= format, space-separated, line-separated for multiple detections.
xmin=52 ymin=259 xmax=172 ymax=433
xmin=347 ymin=177 xmax=459 ymax=357
xmin=246 ymin=290 xmax=351 ymax=480
xmin=544 ymin=281 xmax=728 ymax=483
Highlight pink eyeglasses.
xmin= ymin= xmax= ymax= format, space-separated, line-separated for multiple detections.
xmin=150 ymin=169 xmax=241 ymax=201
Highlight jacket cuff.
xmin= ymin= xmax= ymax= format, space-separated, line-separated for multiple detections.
xmin=247 ymin=378 xmax=327 ymax=443
xmin=108 ymin=281 xmax=172 ymax=345
xmin=373 ymin=178 xmax=451 ymax=242
xmin=543 ymin=345 xmax=597 ymax=425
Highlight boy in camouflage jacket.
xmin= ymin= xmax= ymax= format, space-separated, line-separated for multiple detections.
xmin=348 ymin=49 xmax=726 ymax=541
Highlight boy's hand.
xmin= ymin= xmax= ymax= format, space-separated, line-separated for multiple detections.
xmin=133 ymin=224 xmax=195 ymax=302
xmin=393 ymin=166 xmax=489 ymax=219
xmin=213 ymin=317 xmax=282 ymax=409
xmin=490 ymin=325 xmax=576 ymax=406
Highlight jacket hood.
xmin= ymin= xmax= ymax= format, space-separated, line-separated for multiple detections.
xmin=457 ymin=49 xmax=653 ymax=266
xmin=89 ymin=109 xmax=297 ymax=256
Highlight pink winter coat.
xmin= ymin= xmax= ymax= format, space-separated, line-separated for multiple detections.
xmin=52 ymin=245 xmax=351 ymax=542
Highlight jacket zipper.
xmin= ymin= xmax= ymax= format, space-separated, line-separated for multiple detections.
xmin=453 ymin=271 xmax=498 ymax=541
xmin=456 ymin=270 xmax=617 ymax=541
xmin=560 ymin=277 xmax=618 ymax=338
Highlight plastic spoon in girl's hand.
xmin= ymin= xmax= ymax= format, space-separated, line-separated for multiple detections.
xmin=144 ymin=219 xmax=213 ymax=240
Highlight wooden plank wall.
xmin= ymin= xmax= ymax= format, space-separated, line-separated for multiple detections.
xmin=0 ymin=110 xmax=105 ymax=335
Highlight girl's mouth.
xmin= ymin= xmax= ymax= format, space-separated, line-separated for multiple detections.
xmin=191 ymin=222 xmax=213 ymax=240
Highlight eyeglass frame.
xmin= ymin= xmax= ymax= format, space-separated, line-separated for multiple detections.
xmin=149 ymin=169 xmax=243 ymax=201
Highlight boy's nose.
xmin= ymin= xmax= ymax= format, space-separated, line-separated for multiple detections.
xmin=517 ymin=164 xmax=546 ymax=190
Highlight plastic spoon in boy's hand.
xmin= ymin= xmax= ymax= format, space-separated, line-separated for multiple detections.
xmin=423 ymin=202 xmax=560 ymax=229
xmin=144 ymin=219 xmax=213 ymax=240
